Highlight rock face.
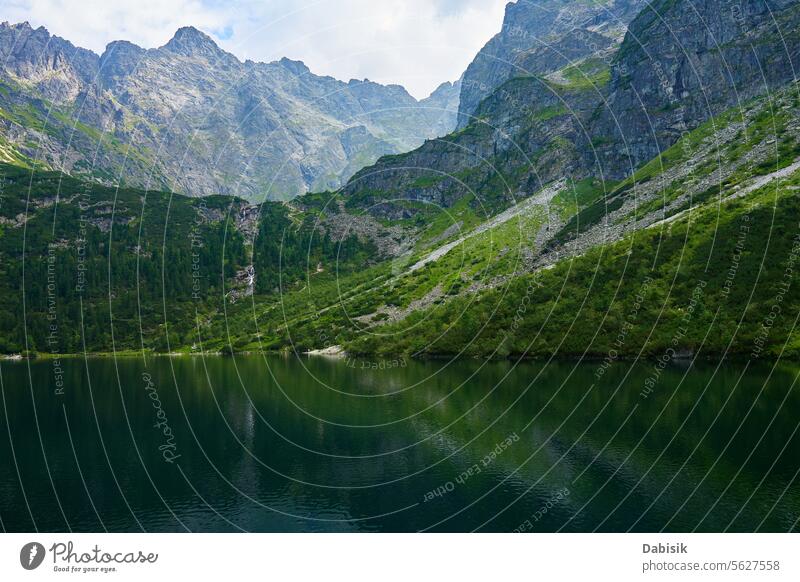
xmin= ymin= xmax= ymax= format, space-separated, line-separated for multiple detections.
xmin=592 ymin=0 xmax=800 ymax=176
xmin=0 ymin=22 xmax=462 ymax=200
xmin=456 ymin=0 xmax=647 ymax=128
xmin=0 ymin=23 xmax=97 ymax=105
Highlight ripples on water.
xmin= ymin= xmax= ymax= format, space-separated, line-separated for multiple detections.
xmin=0 ymin=355 xmax=798 ymax=532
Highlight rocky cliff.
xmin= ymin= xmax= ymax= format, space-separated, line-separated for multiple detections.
xmin=592 ymin=0 xmax=800 ymax=177
xmin=456 ymin=0 xmax=647 ymax=128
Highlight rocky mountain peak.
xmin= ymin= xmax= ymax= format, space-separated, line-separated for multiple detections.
xmin=102 ymin=39 xmax=144 ymax=54
xmin=426 ymin=80 xmax=458 ymax=100
xmin=162 ymin=26 xmax=227 ymax=60
xmin=278 ymin=57 xmax=310 ymax=76
xmin=2 ymin=20 xmax=31 ymax=31
xmin=99 ymin=40 xmax=146 ymax=85
xmin=0 ymin=21 xmax=99 ymax=103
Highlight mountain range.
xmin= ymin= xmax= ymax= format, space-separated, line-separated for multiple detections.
xmin=1 ymin=0 xmax=800 ymax=361
xmin=0 ymin=21 xmax=461 ymax=200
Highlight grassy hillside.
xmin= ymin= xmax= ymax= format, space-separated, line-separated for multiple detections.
xmin=346 ymin=176 xmax=800 ymax=359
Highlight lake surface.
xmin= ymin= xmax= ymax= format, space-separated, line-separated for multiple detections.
xmin=0 ymin=355 xmax=798 ymax=532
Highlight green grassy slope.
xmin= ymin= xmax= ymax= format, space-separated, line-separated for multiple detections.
xmin=346 ymin=176 xmax=800 ymax=359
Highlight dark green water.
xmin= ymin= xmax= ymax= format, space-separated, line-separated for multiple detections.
xmin=0 ymin=355 xmax=798 ymax=532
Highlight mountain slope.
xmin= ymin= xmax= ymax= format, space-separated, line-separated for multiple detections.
xmin=592 ymin=0 xmax=800 ymax=177
xmin=270 ymin=81 xmax=800 ymax=360
xmin=0 ymin=22 xmax=461 ymax=200
xmin=213 ymin=31 xmax=800 ymax=360
xmin=2 ymin=78 xmax=800 ymax=359
xmin=347 ymin=159 xmax=800 ymax=359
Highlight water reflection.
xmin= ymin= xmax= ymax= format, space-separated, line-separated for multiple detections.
xmin=0 ymin=355 xmax=797 ymax=532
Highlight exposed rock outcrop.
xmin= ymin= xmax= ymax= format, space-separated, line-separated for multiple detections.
xmin=456 ymin=0 xmax=647 ymax=127
xmin=592 ymin=0 xmax=800 ymax=177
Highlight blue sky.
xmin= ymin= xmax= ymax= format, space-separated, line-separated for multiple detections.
xmin=3 ymin=0 xmax=509 ymax=98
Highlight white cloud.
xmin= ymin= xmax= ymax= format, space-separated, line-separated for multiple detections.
xmin=3 ymin=0 xmax=228 ymax=53
xmin=3 ymin=0 xmax=508 ymax=98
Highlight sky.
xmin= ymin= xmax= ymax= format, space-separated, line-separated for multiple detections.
xmin=2 ymin=0 xmax=509 ymax=98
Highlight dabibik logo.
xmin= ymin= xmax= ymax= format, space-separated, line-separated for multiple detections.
xmin=20 ymin=542 xmax=46 ymax=570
